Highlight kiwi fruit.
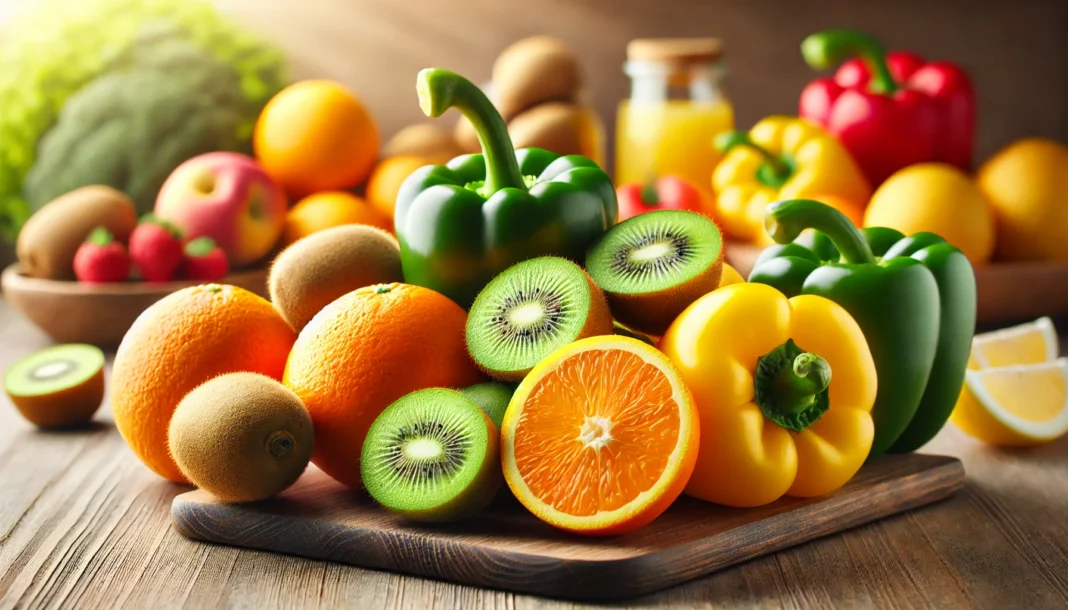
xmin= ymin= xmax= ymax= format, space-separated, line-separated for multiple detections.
xmin=492 ymin=36 xmax=581 ymax=120
xmin=3 ymin=344 xmax=105 ymax=428
xmin=361 ymin=388 xmax=501 ymax=522
xmin=269 ymin=225 xmax=403 ymax=332
xmin=466 ymin=257 xmax=613 ymax=381
xmin=460 ymin=381 xmax=516 ymax=431
xmin=382 ymin=124 xmax=465 ymax=163
xmin=586 ymin=210 xmax=723 ymax=336
xmin=17 ymin=185 xmax=137 ymax=279
xmin=168 ymin=372 xmax=314 ymax=503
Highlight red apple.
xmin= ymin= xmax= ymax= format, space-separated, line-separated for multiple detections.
xmin=155 ymin=152 xmax=286 ymax=267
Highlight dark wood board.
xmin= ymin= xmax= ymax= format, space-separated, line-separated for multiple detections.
xmin=172 ymin=453 xmax=964 ymax=601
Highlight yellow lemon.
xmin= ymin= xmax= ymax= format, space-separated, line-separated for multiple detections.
xmin=951 ymin=359 xmax=1068 ymax=446
xmin=864 ymin=163 xmax=995 ymax=265
xmin=970 ymin=317 xmax=1059 ymax=370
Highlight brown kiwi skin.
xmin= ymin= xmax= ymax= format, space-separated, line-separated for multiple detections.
xmin=168 ymin=372 xmax=314 ymax=503
xmin=7 ymin=368 xmax=104 ymax=428
xmin=607 ymin=250 xmax=724 ymax=337
xmin=17 ymin=185 xmax=137 ymax=280
xmin=479 ymin=269 xmax=614 ymax=383
xmin=269 ymin=225 xmax=403 ymax=332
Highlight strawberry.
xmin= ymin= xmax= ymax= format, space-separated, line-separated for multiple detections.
xmin=178 ymin=237 xmax=229 ymax=282
xmin=73 ymin=227 xmax=130 ymax=283
xmin=129 ymin=214 xmax=184 ymax=282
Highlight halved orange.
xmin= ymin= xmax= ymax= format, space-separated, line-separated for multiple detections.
xmin=501 ymin=335 xmax=699 ymax=535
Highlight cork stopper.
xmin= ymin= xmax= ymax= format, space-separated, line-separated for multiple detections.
xmin=626 ymin=38 xmax=724 ymax=66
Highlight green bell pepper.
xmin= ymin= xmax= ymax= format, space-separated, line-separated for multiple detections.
xmin=750 ymin=199 xmax=976 ymax=457
xmin=394 ymin=68 xmax=616 ymax=308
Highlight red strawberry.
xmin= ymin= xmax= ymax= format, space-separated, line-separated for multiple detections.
xmin=179 ymin=237 xmax=229 ymax=282
xmin=129 ymin=214 xmax=184 ymax=282
xmin=74 ymin=227 xmax=130 ymax=283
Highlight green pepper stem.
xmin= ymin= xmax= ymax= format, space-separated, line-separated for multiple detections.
xmin=764 ymin=199 xmax=876 ymax=265
xmin=754 ymin=339 xmax=832 ymax=433
xmin=715 ymin=131 xmax=792 ymax=187
xmin=801 ymin=29 xmax=899 ymax=96
xmin=416 ymin=68 xmax=525 ymax=194
xmin=639 ymin=180 xmax=660 ymax=207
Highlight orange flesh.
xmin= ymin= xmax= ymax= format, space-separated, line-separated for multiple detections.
xmin=512 ymin=349 xmax=681 ymax=516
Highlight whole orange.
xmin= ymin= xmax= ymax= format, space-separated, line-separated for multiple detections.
xmin=284 ymin=191 xmax=391 ymax=245
xmin=366 ymin=155 xmax=430 ymax=224
xmin=111 ymin=284 xmax=297 ymax=483
xmin=254 ymin=80 xmax=380 ymax=197
xmin=284 ymin=283 xmax=484 ymax=489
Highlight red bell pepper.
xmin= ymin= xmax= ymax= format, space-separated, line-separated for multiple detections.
xmin=799 ymin=29 xmax=975 ymax=185
xmin=615 ymin=175 xmax=710 ymax=222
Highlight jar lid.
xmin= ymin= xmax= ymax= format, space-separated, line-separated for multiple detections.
xmin=626 ymin=37 xmax=724 ymax=65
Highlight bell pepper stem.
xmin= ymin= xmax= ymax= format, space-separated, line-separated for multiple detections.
xmin=715 ymin=131 xmax=792 ymax=186
xmin=801 ymin=29 xmax=899 ymax=95
xmin=755 ymin=339 xmax=832 ymax=433
xmin=417 ymin=68 xmax=525 ymax=193
xmin=764 ymin=199 xmax=876 ymax=265
xmin=639 ymin=180 xmax=660 ymax=207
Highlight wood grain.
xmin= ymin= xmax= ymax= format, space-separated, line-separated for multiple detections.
xmin=1 ymin=299 xmax=1067 ymax=609
xmin=172 ymin=455 xmax=963 ymax=600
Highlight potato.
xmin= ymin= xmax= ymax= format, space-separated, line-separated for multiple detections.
xmin=383 ymin=124 xmax=466 ymax=163
xmin=16 ymin=185 xmax=137 ymax=279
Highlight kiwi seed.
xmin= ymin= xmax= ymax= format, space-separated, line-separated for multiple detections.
xmin=361 ymin=388 xmax=501 ymax=522
xmin=168 ymin=372 xmax=314 ymax=503
xmin=465 ymin=257 xmax=613 ymax=381
xmin=586 ymin=210 xmax=723 ymax=335
xmin=3 ymin=343 xmax=105 ymax=428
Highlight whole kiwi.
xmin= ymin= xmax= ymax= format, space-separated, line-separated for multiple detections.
xmin=383 ymin=123 xmax=466 ymax=163
xmin=492 ymin=36 xmax=581 ymax=119
xmin=269 ymin=225 xmax=403 ymax=332
xmin=169 ymin=372 xmax=314 ymax=503
xmin=16 ymin=185 xmax=137 ymax=279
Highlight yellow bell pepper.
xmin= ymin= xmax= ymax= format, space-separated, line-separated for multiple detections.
xmin=659 ymin=282 xmax=877 ymax=507
xmin=712 ymin=116 xmax=871 ymax=245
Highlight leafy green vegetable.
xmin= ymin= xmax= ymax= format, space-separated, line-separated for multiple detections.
xmin=0 ymin=0 xmax=287 ymax=239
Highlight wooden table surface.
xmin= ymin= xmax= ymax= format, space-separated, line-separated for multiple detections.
xmin=1 ymin=298 xmax=1067 ymax=609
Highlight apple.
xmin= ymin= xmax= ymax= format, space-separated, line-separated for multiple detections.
xmin=155 ymin=152 xmax=286 ymax=268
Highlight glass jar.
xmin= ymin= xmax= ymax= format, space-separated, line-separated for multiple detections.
xmin=615 ymin=38 xmax=734 ymax=193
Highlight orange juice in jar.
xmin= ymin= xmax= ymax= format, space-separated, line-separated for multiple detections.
xmin=616 ymin=38 xmax=734 ymax=194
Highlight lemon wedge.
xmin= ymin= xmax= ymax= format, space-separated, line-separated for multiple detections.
xmin=970 ymin=316 xmax=1058 ymax=369
xmin=951 ymin=358 xmax=1068 ymax=446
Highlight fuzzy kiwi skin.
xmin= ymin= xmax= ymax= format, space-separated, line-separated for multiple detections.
xmin=17 ymin=185 xmax=137 ymax=279
xmin=6 ymin=368 xmax=104 ymax=428
xmin=492 ymin=36 xmax=581 ymax=120
xmin=269 ymin=225 xmax=403 ymax=332
xmin=382 ymin=124 xmax=465 ymax=163
xmin=460 ymin=381 xmax=517 ymax=431
xmin=478 ymin=271 xmax=614 ymax=383
xmin=607 ymin=253 xmax=724 ymax=336
xmin=168 ymin=372 xmax=314 ymax=503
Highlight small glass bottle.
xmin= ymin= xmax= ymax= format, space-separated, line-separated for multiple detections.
xmin=615 ymin=38 xmax=734 ymax=193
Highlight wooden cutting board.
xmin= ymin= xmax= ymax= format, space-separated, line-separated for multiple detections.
xmin=172 ymin=453 xmax=963 ymax=601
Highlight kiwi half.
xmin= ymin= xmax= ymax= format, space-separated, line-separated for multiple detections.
xmin=460 ymin=381 xmax=517 ymax=431
xmin=586 ymin=210 xmax=723 ymax=335
xmin=4 ymin=344 xmax=105 ymax=428
xmin=361 ymin=388 xmax=501 ymax=522
xmin=466 ymin=257 xmax=613 ymax=381
xmin=168 ymin=372 xmax=314 ymax=503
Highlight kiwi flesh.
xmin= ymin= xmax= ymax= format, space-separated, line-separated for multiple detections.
xmin=4 ymin=344 xmax=105 ymax=428
xmin=361 ymin=388 xmax=501 ymax=522
xmin=460 ymin=381 xmax=516 ymax=431
xmin=466 ymin=257 xmax=613 ymax=382
xmin=269 ymin=225 xmax=403 ymax=332
xmin=168 ymin=372 xmax=314 ymax=503
xmin=586 ymin=210 xmax=723 ymax=335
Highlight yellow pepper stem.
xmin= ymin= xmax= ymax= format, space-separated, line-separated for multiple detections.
xmin=714 ymin=131 xmax=793 ymax=188
xmin=755 ymin=339 xmax=832 ymax=432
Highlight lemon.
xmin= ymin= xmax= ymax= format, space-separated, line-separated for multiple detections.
xmin=951 ymin=359 xmax=1068 ymax=446
xmin=970 ymin=316 xmax=1058 ymax=370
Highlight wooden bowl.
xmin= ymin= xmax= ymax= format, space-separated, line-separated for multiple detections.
xmin=1 ymin=264 xmax=269 ymax=347
xmin=725 ymin=243 xmax=1068 ymax=325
